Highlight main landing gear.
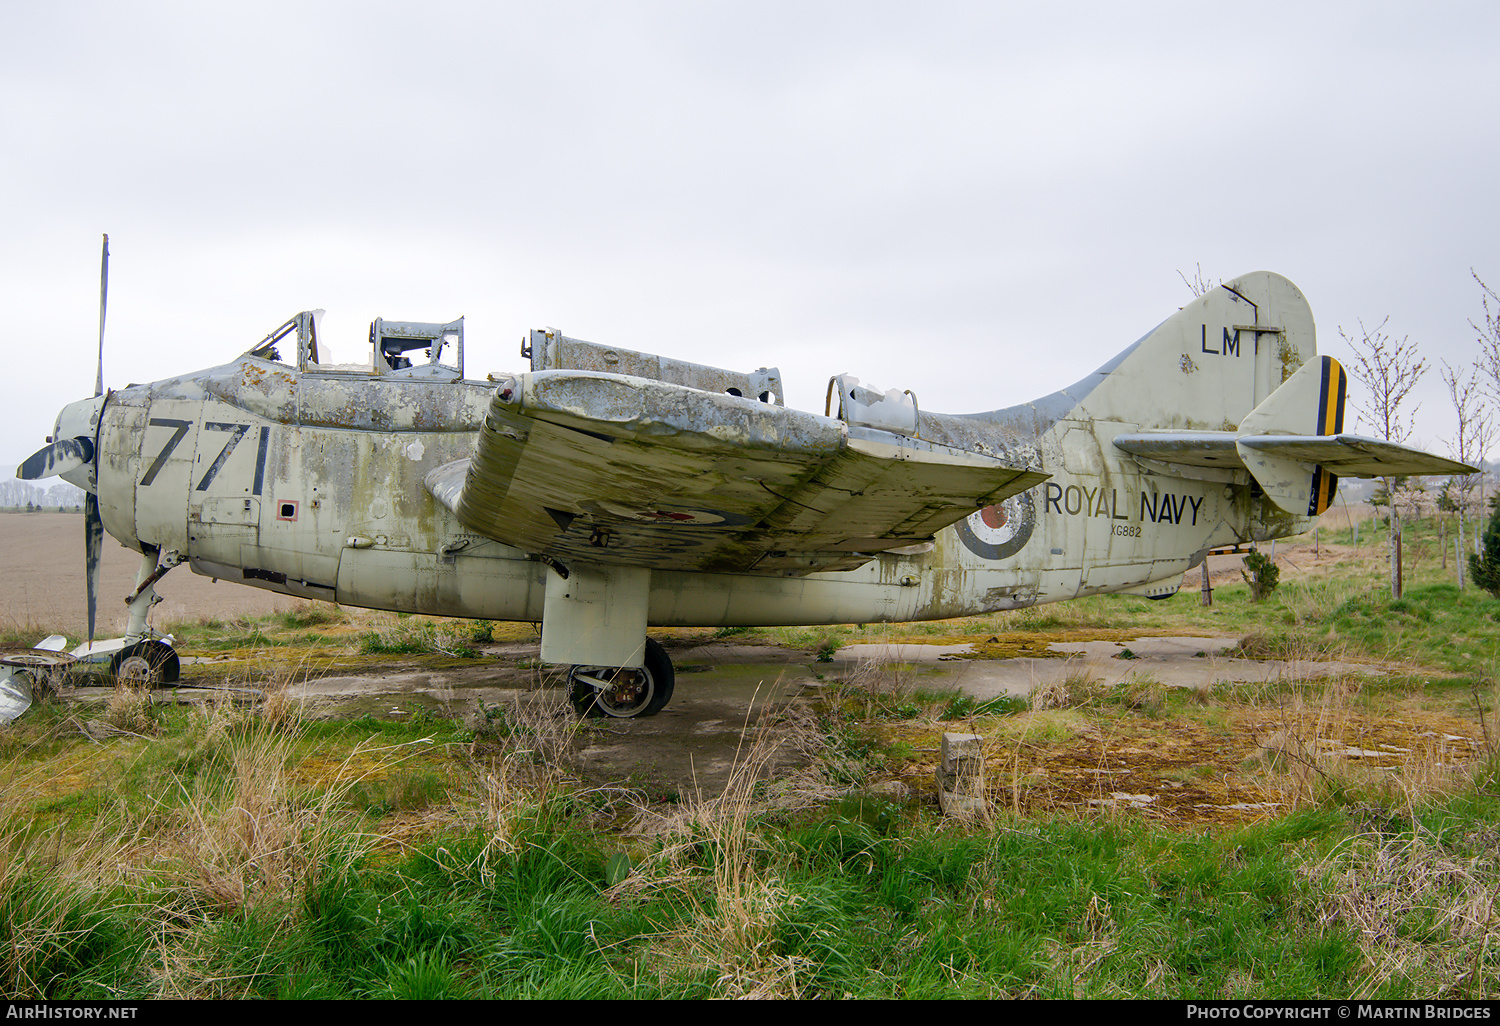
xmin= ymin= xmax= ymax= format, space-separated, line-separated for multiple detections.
xmin=566 ymin=637 xmax=675 ymax=718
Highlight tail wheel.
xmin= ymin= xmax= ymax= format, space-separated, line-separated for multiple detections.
xmin=110 ymin=641 xmax=180 ymax=687
xmin=567 ymin=638 xmax=675 ymax=718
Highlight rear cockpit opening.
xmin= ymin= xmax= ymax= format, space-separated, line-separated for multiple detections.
xmin=371 ymin=317 xmax=465 ymax=378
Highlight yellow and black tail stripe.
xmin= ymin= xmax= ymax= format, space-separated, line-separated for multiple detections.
xmin=1307 ymin=465 xmax=1339 ymax=516
xmin=1308 ymin=356 xmax=1345 ymax=515
xmin=1317 ymin=356 xmax=1346 ymax=436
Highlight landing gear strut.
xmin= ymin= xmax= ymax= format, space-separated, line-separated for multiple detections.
xmin=68 ymin=548 xmax=184 ymax=688
xmin=567 ymin=638 xmax=675 ymax=718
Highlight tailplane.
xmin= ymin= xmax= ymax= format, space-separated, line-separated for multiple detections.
xmin=1235 ymin=355 xmax=1346 ymax=515
xmin=1114 ymin=350 xmax=1476 ymax=512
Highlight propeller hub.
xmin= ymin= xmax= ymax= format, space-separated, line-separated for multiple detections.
xmin=18 ymin=395 xmax=107 ymax=491
xmin=53 ymin=395 xmax=106 ymax=491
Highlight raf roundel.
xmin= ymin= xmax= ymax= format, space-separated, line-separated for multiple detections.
xmin=954 ymin=490 xmax=1037 ymax=561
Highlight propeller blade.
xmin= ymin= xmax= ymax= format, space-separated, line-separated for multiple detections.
xmin=96 ymin=234 xmax=108 ymax=398
xmin=16 ymin=437 xmax=94 ymax=481
xmin=85 ymin=492 xmax=103 ymax=646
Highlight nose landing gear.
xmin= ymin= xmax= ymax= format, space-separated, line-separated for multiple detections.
xmin=109 ymin=639 xmax=180 ymax=686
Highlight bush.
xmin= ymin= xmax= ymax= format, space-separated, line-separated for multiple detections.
xmin=1242 ymin=549 xmax=1280 ymax=602
xmin=1470 ymin=499 xmax=1500 ymax=598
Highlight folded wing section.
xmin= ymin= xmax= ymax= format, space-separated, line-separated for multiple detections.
xmin=428 ymin=370 xmax=1047 ymax=576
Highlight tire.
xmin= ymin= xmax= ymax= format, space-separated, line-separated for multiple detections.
xmin=566 ymin=638 xmax=675 ymax=718
xmin=110 ymin=640 xmax=180 ymax=687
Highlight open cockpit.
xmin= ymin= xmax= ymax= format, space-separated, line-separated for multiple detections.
xmin=245 ymin=311 xmax=466 ymax=380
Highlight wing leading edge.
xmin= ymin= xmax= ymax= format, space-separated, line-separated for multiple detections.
xmin=427 ymin=370 xmax=1047 ymax=576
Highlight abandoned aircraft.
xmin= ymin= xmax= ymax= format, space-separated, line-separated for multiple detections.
xmin=14 ymin=269 xmax=1476 ymax=718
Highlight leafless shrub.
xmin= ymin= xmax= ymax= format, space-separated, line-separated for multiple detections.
xmin=1341 ymin=315 xmax=1428 ymax=598
xmin=1473 ymin=270 xmax=1500 ymax=410
xmin=1178 ymin=263 xmax=1221 ymax=298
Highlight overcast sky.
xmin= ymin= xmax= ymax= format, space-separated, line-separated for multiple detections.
xmin=5 ymin=1 xmax=1498 ymax=471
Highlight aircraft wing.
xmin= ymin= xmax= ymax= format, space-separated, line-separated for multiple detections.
xmin=1114 ymin=431 xmax=1477 ymax=478
xmin=427 ymin=370 xmax=1047 ymax=575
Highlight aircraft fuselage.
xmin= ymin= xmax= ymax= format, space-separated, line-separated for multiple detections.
xmin=94 ymin=353 xmax=1305 ymax=631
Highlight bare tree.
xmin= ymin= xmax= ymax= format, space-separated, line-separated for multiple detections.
xmin=1474 ymin=271 xmax=1500 ymax=403
xmin=1341 ymin=317 xmax=1428 ymax=598
xmin=1178 ymin=263 xmax=1221 ymax=299
xmin=1468 ymin=269 xmax=1500 ymax=559
xmin=1441 ymin=359 xmax=1491 ymax=588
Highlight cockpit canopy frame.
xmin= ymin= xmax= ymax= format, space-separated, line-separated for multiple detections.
xmin=244 ymin=311 xmax=465 ymax=380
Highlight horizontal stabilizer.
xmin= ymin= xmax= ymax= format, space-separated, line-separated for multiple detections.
xmin=1115 ymin=432 xmax=1475 ymax=479
xmin=1236 ymin=435 xmax=1476 ymax=478
xmin=1116 ymin=354 xmax=1472 ymax=515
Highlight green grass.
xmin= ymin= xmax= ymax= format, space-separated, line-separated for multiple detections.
xmin=5 ymin=678 xmax=1496 ymax=999
xmin=4 ymin=512 xmax=1500 ymax=997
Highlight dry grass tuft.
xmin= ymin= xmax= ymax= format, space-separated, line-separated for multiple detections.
xmin=1315 ymin=827 xmax=1500 ymax=998
xmin=827 ymin=648 xmax=919 ymax=719
xmin=1250 ymin=673 xmax=1487 ymax=813
xmin=103 ymin=682 xmax=156 ymax=735
xmin=171 ymin=718 xmax=344 ymax=917
xmin=0 ymin=798 xmax=144 ymax=996
xmin=1032 ymin=667 xmax=1105 ymax=710
xmin=258 ymin=677 xmax=298 ymax=730
xmin=460 ymin=692 xmax=582 ymax=876
xmin=358 ymin=613 xmax=480 ymax=657
xmin=616 ymin=694 xmax=827 ymax=998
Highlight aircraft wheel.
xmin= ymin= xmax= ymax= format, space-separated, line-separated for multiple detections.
xmin=566 ymin=638 xmax=675 ymax=718
xmin=110 ymin=641 xmax=180 ymax=687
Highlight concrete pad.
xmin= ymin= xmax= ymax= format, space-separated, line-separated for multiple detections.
xmin=31 ymin=632 xmax=1387 ymax=800
xmin=839 ymin=643 xmax=974 ymax=662
xmin=823 ymin=635 xmax=1383 ymax=702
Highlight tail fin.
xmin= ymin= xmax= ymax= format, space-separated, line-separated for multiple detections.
xmin=1054 ymin=271 xmax=1318 ymax=432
